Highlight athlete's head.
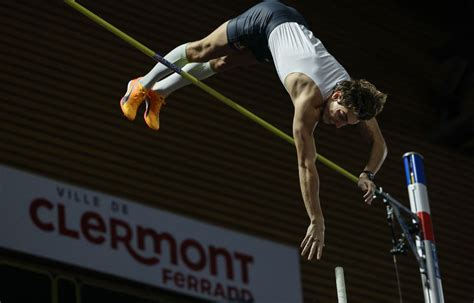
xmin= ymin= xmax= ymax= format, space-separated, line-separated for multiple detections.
xmin=322 ymin=79 xmax=387 ymax=128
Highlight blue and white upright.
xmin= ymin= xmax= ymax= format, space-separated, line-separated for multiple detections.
xmin=403 ymin=152 xmax=444 ymax=303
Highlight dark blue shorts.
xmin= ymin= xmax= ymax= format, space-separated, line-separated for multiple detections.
xmin=226 ymin=1 xmax=309 ymax=62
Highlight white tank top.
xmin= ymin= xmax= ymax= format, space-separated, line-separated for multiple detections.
xmin=268 ymin=22 xmax=350 ymax=100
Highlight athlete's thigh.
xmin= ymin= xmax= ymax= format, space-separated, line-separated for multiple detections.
xmin=187 ymin=21 xmax=234 ymax=61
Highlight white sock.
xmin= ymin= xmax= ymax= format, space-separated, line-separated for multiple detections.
xmin=140 ymin=43 xmax=189 ymax=89
xmin=151 ymin=62 xmax=216 ymax=98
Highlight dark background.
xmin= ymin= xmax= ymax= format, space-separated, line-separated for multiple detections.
xmin=1 ymin=0 xmax=473 ymax=302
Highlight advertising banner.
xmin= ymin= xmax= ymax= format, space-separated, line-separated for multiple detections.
xmin=0 ymin=165 xmax=302 ymax=303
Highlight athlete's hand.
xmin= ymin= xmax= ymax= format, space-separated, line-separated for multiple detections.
xmin=358 ymin=175 xmax=376 ymax=205
xmin=300 ymin=219 xmax=325 ymax=261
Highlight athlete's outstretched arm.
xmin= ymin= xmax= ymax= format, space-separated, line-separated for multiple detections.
xmin=292 ymin=96 xmax=324 ymax=261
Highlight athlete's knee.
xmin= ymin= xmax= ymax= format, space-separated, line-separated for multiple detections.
xmin=209 ymin=57 xmax=228 ymax=73
xmin=209 ymin=51 xmax=255 ymax=72
xmin=186 ymin=41 xmax=214 ymax=62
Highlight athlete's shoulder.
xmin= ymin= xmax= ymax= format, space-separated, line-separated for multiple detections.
xmin=286 ymin=73 xmax=324 ymax=107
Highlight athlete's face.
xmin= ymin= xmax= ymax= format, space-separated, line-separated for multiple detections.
xmin=322 ymin=91 xmax=360 ymax=128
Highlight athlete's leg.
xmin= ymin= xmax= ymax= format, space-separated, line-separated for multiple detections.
xmin=140 ymin=21 xmax=234 ymax=90
xmin=139 ymin=43 xmax=189 ymax=89
xmin=143 ymin=49 xmax=257 ymax=130
xmin=151 ymin=48 xmax=258 ymax=97
xmin=121 ymin=20 xmax=251 ymax=129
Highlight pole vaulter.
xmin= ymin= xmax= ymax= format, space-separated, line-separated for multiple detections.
xmin=63 ymin=0 xmax=360 ymax=183
xmin=65 ymin=1 xmax=444 ymax=301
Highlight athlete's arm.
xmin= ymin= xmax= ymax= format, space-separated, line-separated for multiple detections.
xmin=292 ymin=95 xmax=325 ymax=260
xmin=357 ymin=118 xmax=388 ymax=204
